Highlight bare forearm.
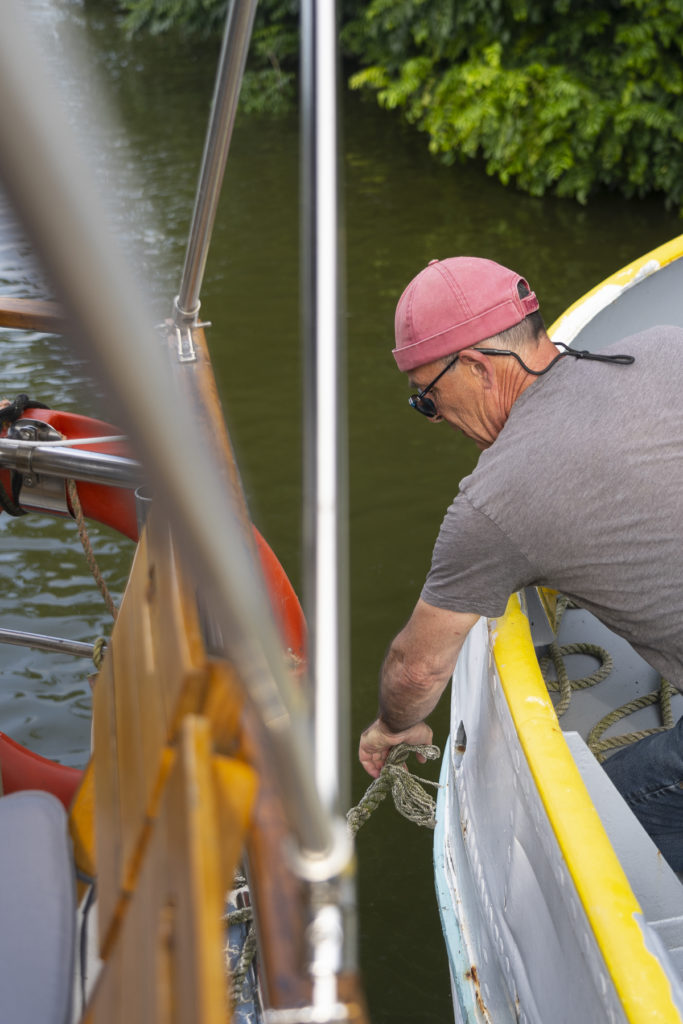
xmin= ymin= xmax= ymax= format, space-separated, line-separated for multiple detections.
xmin=359 ymin=603 xmax=478 ymax=778
xmin=378 ymin=644 xmax=451 ymax=732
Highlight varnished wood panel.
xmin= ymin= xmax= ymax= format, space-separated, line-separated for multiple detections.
xmin=87 ymin=717 xmax=248 ymax=1024
xmin=0 ymin=295 xmax=66 ymax=333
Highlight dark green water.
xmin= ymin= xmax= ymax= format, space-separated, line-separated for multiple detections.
xmin=3 ymin=2 xmax=681 ymax=1020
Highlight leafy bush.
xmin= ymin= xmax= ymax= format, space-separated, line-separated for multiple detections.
xmin=345 ymin=0 xmax=683 ymax=207
xmin=120 ymin=0 xmax=300 ymax=113
xmin=119 ymin=0 xmax=683 ymax=207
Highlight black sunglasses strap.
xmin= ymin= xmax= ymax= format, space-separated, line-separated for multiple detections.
xmin=556 ymin=341 xmax=635 ymax=366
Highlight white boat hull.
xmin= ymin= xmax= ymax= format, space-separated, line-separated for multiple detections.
xmin=434 ymin=236 xmax=683 ymax=1024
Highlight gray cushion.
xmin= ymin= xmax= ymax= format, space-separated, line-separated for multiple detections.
xmin=0 ymin=791 xmax=76 ymax=1024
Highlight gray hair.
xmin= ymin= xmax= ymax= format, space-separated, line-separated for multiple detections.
xmin=484 ymin=309 xmax=546 ymax=352
xmin=438 ymin=310 xmax=546 ymax=368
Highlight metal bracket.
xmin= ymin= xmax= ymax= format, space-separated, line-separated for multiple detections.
xmin=174 ymin=322 xmax=198 ymax=363
xmin=7 ymin=419 xmax=70 ymax=515
xmin=155 ymin=317 xmax=212 ymax=364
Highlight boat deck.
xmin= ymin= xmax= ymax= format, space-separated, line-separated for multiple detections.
xmin=527 ymin=595 xmax=683 ymax=987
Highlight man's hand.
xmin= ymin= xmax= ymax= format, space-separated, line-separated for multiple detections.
xmin=359 ymin=717 xmax=433 ymax=778
xmin=358 ymin=602 xmax=477 ymax=778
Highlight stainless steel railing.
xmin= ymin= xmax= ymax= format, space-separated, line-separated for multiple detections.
xmin=174 ymin=0 xmax=259 ymax=324
xmin=0 ymin=439 xmax=142 ymax=489
xmin=0 ymin=0 xmax=343 ymax=875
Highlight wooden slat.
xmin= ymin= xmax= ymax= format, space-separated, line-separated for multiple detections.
xmin=84 ymin=916 xmax=123 ymax=1024
xmin=118 ymin=824 xmax=158 ymax=1024
xmin=92 ymin=645 xmax=122 ymax=952
xmin=0 ymin=296 xmax=66 ymax=332
xmin=240 ymin=705 xmax=309 ymax=1009
xmin=87 ymin=757 xmax=169 ymax=1024
xmin=111 ymin=604 xmax=146 ymax=894
xmin=93 ymin=507 xmax=211 ymax=948
xmin=166 ymin=716 xmax=229 ymax=1024
xmin=87 ymin=713 xmax=255 ymax=1024
xmin=162 ymin=323 xmax=252 ymax=535
xmin=135 ymin=594 xmax=168 ymax=811
xmin=145 ymin=517 xmax=208 ymax=734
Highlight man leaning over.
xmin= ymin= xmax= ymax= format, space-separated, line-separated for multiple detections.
xmin=359 ymin=256 xmax=683 ymax=870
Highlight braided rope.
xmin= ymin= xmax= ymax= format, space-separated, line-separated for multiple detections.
xmin=67 ymin=479 xmax=118 ymax=621
xmin=227 ymin=917 xmax=257 ymax=1006
xmin=92 ymin=636 xmax=108 ymax=670
xmin=587 ymin=678 xmax=676 ymax=762
xmin=224 ymin=888 xmax=257 ymax=1007
xmin=346 ymin=742 xmax=441 ymax=834
xmin=540 ymin=641 xmax=613 ymax=717
xmin=540 ymin=596 xmax=674 ymax=761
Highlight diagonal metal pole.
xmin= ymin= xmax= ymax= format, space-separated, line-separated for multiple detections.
xmin=174 ymin=0 xmax=259 ymax=325
xmin=0 ymin=0 xmax=334 ymax=864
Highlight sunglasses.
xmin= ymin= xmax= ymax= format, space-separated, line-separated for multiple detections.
xmin=408 ymin=353 xmax=460 ymax=417
xmin=407 ymin=345 xmax=600 ymax=417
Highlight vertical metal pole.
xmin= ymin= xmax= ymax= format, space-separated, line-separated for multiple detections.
xmin=174 ymin=0 xmax=258 ymax=323
xmin=301 ymin=0 xmax=349 ymax=819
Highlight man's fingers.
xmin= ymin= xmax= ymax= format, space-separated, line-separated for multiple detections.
xmin=359 ymin=755 xmax=383 ymax=779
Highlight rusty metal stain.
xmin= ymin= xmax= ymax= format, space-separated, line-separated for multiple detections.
xmin=464 ymin=964 xmax=488 ymax=1018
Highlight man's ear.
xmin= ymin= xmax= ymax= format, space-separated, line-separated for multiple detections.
xmin=459 ymin=349 xmax=496 ymax=389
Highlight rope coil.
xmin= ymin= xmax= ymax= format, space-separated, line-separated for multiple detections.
xmin=541 ymin=596 xmax=674 ymax=761
xmin=346 ymin=742 xmax=441 ymax=835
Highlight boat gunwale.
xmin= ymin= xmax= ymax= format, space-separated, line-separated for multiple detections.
xmin=548 ymin=233 xmax=683 ymax=347
xmin=489 ymin=593 xmax=682 ymax=1022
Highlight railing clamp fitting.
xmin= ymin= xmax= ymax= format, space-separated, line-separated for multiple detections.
xmin=169 ymin=296 xmax=211 ymax=363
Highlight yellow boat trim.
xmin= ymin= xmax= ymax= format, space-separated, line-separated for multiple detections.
xmin=549 ymin=233 xmax=683 ymax=341
xmin=493 ymin=595 xmax=682 ymax=1023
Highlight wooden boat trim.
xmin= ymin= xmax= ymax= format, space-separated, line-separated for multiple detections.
xmin=491 ymin=595 xmax=681 ymax=1022
xmin=0 ymin=296 xmax=66 ymax=333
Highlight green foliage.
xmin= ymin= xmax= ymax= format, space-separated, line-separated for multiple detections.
xmin=120 ymin=0 xmax=300 ymax=112
xmin=345 ymin=0 xmax=683 ymax=207
xmin=122 ymin=0 xmax=229 ymax=37
xmin=119 ymin=0 xmax=683 ymax=207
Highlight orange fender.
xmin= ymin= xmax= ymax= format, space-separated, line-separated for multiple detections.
xmin=0 ymin=731 xmax=82 ymax=809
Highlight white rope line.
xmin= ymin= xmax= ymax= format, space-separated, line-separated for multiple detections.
xmin=10 ymin=434 xmax=128 ymax=447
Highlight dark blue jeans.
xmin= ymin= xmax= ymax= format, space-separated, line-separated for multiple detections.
xmin=603 ymin=715 xmax=683 ymax=872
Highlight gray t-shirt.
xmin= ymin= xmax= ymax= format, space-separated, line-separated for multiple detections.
xmin=421 ymin=326 xmax=683 ymax=690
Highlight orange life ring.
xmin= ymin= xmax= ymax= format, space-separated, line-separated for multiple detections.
xmin=252 ymin=526 xmax=306 ymax=663
xmin=0 ymin=409 xmax=307 ymax=802
xmin=0 ymin=731 xmax=82 ymax=809
xmin=0 ymin=407 xmax=138 ymax=539
xmin=1 ymin=408 xmax=307 ymax=654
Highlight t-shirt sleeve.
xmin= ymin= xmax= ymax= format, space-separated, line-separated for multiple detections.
xmin=420 ymin=494 xmax=535 ymax=617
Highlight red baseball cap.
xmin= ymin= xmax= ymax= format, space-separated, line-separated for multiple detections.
xmin=393 ymin=257 xmax=539 ymax=372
